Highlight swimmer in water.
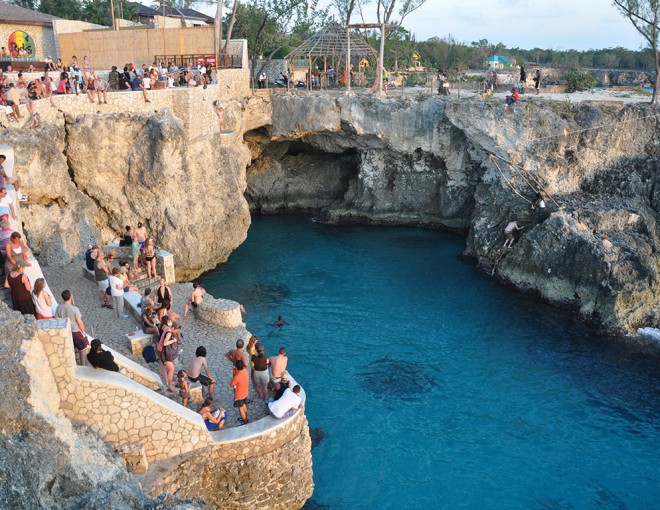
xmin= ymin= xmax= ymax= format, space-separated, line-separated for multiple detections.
xmin=273 ymin=315 xmax=288 ymax=327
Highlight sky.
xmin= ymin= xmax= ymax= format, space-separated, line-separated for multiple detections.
xmin=191 ymin=0 xmax=645 ymax=51
xmin=398 ymin=0 xmax=644 ymax=50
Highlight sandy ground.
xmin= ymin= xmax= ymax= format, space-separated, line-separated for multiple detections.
xmin=42 ymin=263 xmax=269 ymax=428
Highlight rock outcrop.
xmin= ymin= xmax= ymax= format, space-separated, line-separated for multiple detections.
xmin=0 ymin=303 xmax=151 ymax=509
xmin=8 ymin=107 xmax=252 ymax=280
xmin=245 ymin=94 xmax=660 ymax=334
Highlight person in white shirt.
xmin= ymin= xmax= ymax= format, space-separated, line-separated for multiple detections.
xmin=108 ymin=267 xmax=129 ymax=318
xmin=268 ymin=385 xmax=303 ymax=419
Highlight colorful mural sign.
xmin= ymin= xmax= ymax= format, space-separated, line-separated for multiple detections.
xmin=8 ymin=31 xmax=35 ymax=58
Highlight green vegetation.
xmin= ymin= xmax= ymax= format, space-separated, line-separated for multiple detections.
xmin=564 ymin=70 xmax=598 ymax=92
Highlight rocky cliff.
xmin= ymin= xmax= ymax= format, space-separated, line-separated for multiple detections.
xmin=245 ymin=94 xmax=660 ymax=334
xmin=6 ymin=105 xmax=253 ymax=280
xmin=8 ymin=92 xmax=659 ymax=334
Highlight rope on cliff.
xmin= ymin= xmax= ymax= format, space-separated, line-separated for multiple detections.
xmin=487 ymin=151 xmax=560 ymax=207
xmin=489 ymin=154 xmax=533 ymax=204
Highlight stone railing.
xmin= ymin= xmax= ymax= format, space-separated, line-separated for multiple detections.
xmin=36 ymin=319 xmax=213 ymax=465
xmin=142 ymin=404 xmax=313 ymax=508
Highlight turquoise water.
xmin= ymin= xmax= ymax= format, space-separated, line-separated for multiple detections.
xmin=199 ymin=215 xmax=660 ymax=510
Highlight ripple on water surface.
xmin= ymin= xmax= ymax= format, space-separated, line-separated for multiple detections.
xmin=199 ymin=215 xmax=660 ymax=510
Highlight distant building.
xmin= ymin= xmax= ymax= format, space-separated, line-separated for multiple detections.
xmin=130 ymin=2 xmax=215 ymax=27
xmin=487 ymin=55 xmax=511 ymax=69
xmin=0 ymin=0 xmax=60 ymax=60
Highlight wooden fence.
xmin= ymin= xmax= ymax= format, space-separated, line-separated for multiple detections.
xmin=58 ymin=27 xmax=246 ymax=70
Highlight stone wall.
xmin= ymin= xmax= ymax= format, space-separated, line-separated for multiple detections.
xmin=0 ymin=23 xmax=57 ymax=61
xmin=145 ymin=411 xmax=314 ymax=509
xmin=193 ymin=292 xmax=244 ymax=328
xmin=35 ymin=318 xmax=213 ymax=463
xmin=3 ymin=69 xmax=249 ymax=136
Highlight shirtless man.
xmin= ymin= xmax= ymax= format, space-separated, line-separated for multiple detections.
xmin=184 ymin=283 xmax=205 ymax=318
xmin=269 ymin=347 xmax=288 ymax=390
xmin=133 ymin=222 xmax=148 ymax=252
xmin=188 ymin=346 xmax=215 ymax=396
xmin=225 ymin=339 xmax=248 ymax=373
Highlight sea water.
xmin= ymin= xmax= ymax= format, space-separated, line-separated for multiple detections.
xmin=199 ymin=215 xmax=660 ymax=510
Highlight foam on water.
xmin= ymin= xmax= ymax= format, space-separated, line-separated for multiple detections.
xmin=199 ymin=215 xmax=660 ymax=510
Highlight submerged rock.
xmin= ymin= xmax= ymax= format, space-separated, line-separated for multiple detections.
xmin=309 ymin=427 xmax=328 ymax=449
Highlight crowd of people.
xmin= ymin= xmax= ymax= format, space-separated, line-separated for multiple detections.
xmin=0 ymin=54 xmax=217 ymax=120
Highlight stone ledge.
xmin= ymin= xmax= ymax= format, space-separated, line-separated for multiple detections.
xmin=193 ymin=294 xmax=243 ymax=329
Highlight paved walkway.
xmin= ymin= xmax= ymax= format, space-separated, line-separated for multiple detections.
xmin=43 ymin=263 xmax=269 ymax=429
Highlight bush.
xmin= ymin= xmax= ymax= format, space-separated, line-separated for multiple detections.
xmin=564 ymin=70 xmax=598 ymax=92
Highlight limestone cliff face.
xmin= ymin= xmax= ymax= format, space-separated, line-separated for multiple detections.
xmin=11 ymin=106 xmax=252 ymax=280
xmin=245 ymin=94 xmax=660 ymax=334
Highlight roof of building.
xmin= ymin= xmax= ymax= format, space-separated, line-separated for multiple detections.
xmin=0 ymin=0 xmax=61 ymax=26
xmin=488 ymin=55 xmax=511 ymax=63
xmin=131 ymin=3 xmax=214 ymax=23
xmin=285 ymin=21 xmax=377 ymax=60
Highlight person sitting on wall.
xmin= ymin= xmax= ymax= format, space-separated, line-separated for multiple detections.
xmin=87 ymin=339 xmax=119 ymax=372
xmin=197 ymin=396 xmax=226 ymax=431
xmin=272 ymin=371 xmax=291 ymax=401
xmin=268 ymin=385 xmax=303 ymax=419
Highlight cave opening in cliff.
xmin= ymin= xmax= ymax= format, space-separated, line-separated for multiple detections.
xmin=244 ymin=137 xmax=359 ymax=214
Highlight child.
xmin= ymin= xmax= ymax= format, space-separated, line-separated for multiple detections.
xmin=177 ymin=370 xmax=190 ymax=407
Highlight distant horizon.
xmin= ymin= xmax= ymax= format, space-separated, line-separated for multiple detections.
xmin=181 ymin=0 xmax=646 ymax=53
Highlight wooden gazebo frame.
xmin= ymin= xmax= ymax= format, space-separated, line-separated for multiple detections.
xmin=284 ymin=21 xmax=377 ymax=90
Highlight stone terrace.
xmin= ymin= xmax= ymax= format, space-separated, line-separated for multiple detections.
xmin=43 ymin=262 xmax=270 ymax=428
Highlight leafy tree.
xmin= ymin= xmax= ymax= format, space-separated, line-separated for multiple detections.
xmin=564 ymin=70 xmax=598 ymax=92
xmin=230 ymin=0 xmax=327 ymax=82
xmin=9 ymin=0 xmax=39 ymax=10
xmin=613 ymin=0 xmax=660 ymax=103
xmin=40 ymin=0 xmax=83 ymax=19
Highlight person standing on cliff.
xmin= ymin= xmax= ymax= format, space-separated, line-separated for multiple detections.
xmin=533 ymin=69 xmax=541 ymax=95
xmin=532 ymin=193 xmax=546 ymax=223
xmin=269 ymin=347 xmax=288 ymax=391
xmin=225 ymin=339 xmax=248 ymax=374
xmin=231 ymin=359 xmax=249 ymax=424
xmin=519 ymin=66 xmax=527 ymax=93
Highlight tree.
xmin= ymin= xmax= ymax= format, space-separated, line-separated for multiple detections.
xmin=40 ymin=0 xmax=83 ymax=20
xmin=372 ymin=0 xmax=427 ymax=94
xmin=9 ymin=0 xmax=39 ymax=10
xmin=230 ymin=0 xmax=327 ymax=83
xmin=613 ymin=0 xmax=660 ymax=103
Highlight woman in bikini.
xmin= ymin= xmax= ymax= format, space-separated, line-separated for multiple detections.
xmin=143 ymin=239 xmax=157 ymax=278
